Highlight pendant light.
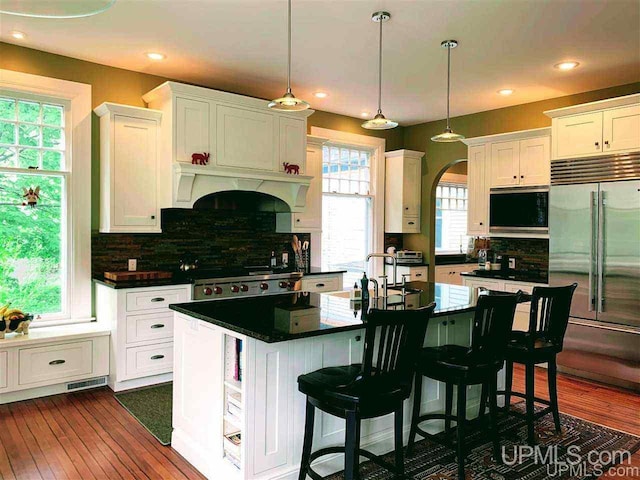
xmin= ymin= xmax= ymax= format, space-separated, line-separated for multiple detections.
xmin=431 ymin=40 xmax=465 ymax=142
xmin=362 ymin=11 xmax=398 ymax=130
xmin=0 ymin=0 xmax=115 ymax=18
xmin=269 ymin=0 xmax=310 ymax=111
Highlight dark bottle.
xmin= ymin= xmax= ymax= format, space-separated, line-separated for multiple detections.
xmin=361 ymin=272 xmax=370 ymax=301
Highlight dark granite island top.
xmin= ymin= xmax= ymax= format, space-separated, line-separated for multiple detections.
xmin=169 ymin=281 xmax=522 ymax=343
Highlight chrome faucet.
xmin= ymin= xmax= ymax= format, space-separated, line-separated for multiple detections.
xmin=365 ymin=253 xmax=398 ymax=296
xmin=370 ymin=278 xmax=379 ymax=300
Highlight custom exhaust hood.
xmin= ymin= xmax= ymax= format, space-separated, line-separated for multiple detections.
xmin=172 ymin=163 xmax=313 ymax=212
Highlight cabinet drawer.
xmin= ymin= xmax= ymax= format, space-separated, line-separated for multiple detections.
xmin=125 ymin=342 xmax=173 ymax=379
xmin=301 ymin=275 xmax=342 ymax=293
xmin=408 ymin=266 xmax=428 ymax=281
xmin=126 ymin=288 xmax=187 ymax=312
xmin=0 ymin=351 xmax=7 ymax=389
xmin=126 ymin=312 xmax=174 ymax=344
xmin=402 ymin=216 xmax=420 ymax=233
xmin=19 ymin=341 xmax=93 ymax=385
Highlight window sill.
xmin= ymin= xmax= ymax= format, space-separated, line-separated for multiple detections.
xmin=0 ymin=321 xmax=109 ymax=348
xmin=29 ymin=317 xmax=97 ymax=329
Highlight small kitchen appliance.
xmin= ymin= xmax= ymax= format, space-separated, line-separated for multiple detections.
xmin=394 ymin=250 xmax=423 ymax=264
xmin=489 ymin=187 xmax=549 ymax=234
xmin=477 ymin=249 xmax=493 ymax=270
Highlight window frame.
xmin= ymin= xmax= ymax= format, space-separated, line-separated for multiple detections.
xmin=435 ymin=181 xmax=469 ymax=255
xmin=0 ymin=69 xmax=92 ymax=327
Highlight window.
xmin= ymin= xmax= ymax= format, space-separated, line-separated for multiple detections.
xmin=321 ymin=144 xmax=374 ymax=288
xmin=0 ymin=70 xmax=92 ymax=326
xmin=435 ymin=183 xmax=469 ymax=254
xmin=0 ymin=95 xmax=69 ymax=319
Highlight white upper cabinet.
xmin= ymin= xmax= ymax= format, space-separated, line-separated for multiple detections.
xmin=603 ymin=104 xmax=640 ymax=154
xmin=175 ymin=97 xmax=211 ymax=163
xmin=279 ymin=117 xmax=306 ymax=173
xmin=384 ymin=149 xmax=424 ymax=233
xmin=95 ymin=103 xmax=162 ymax=233
xmin=490 ymin=141 xmax=520 ymax=187
xmin=545 ymin=94 xmax=640 ymax=160
xmin=519 ymin=136 xmax=551 ymax=186
xmin=216 ymin=105 xmax=276 ymax=171
xmin=466 ymin=144 xmax=489 ymax=235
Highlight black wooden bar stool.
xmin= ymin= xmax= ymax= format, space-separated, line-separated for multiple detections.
xmin=497 ymin=283 xmax=578 ymax=445
xmin=297 ymin=303 xmax=436 ymax=480
xmin=407 ymin=292 xmax=521 ymax=480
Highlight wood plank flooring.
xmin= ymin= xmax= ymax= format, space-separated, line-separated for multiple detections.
xmin=0 ymin=365 xmax=638 ymax=479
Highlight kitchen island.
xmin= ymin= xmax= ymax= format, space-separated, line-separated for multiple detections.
xmin=169 ymin=282 xmax=511 ymax=480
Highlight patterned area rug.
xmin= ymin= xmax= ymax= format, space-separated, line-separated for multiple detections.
xmin=325 ymin=403 xmax=640 ymax=480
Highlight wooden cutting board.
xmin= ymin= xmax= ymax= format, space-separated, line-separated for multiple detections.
xmin=104 ymin=271 xmax=173 ymax=282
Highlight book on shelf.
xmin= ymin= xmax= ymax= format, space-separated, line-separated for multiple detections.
xmin=234 ymin=339 xmax=243 ymax=382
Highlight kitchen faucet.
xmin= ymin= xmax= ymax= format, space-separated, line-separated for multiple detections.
xmin=365 ymin=253 xmax=397 ymax=298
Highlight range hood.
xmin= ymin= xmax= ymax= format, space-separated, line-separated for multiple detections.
xmin=173 ymin=163 xmax=313 ymax=212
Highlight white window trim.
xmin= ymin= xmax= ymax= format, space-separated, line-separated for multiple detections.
xmin=0 ymin=69 xmax=92 ymax=326
xmin=311 ymin=126 xmax=386 ymax=279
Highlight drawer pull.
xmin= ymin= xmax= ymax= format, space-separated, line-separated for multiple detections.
xmin=355 ymin=335 xmax=362 ymax=342
xmin=150 ymin=354 xmax=165 ymax=360
xmin=408 ymin=221 xmax=415 ymax=225
xmin=150 ymin=324 xmax=165 ymax=329
xmin=415 ymin=273 xmax=423 ymax=277
xmin=49 ymin=359 xmax=66 ymax=366
xmin=150 ymin=297 xmax=165 ymax=302
xmin=316 ymin=283 xmax=325 ymax=288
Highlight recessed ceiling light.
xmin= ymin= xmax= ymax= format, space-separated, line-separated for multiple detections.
xmin=554 ymin=61 xmax=579 ymax=71
xmin=361 ymin=112 xmax=370 ymax=117
xmin=313 ymin=92 xmax=328 ymax=99
xmin=11 ymin=31 xmax=26 ymax=40
xmin=498 ymin=89 xmax=514 ymax=96
xmin=146 ymin=52 xmax=166 ymax=61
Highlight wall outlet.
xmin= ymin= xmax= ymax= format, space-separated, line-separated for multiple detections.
xmin=128 ymin=259 xmax=137 ymax=272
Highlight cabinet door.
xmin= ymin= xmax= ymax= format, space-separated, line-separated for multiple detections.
xmin=279 ymin=117 xmax=306 ymax=173
xmin=175 ymin=97 xmax=211 ymax=163
xmin=467 ymin=145 xmax=489 ymax=235
xmin=554 ymin=112 xmax=603 ymax=159
xmin=217 ymin=105 xmax=276 ymax=171
xmin=403 ymin=156 xmax=421 ymax=216
xmin=490 ymin=141 xmax=520 ymax=187
xmin=113 ymin=115 xmax=158 ymax=228
xmin=291 ymin=142 xmax=322 ymax=230
xmin=603 ymin=105 xmax=640 ymax=154
xmin=519 ymin=137 xmax=550 ymax=186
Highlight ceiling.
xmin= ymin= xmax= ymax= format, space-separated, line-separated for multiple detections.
xmin=1 ymin=0 xmax=639 ymax=125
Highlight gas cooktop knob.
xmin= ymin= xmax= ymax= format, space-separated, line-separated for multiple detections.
xmin=203 ymin=287 xmax=213 ymax=296
xmin=260 ymin=283 xmax=269 ymax=290
xmin=279 ymin=281 xmax=288 ymax=288
xmin=213 ymin=286 xmax=223 ymax=295
xmin=240 ymin=284 xmax=249 ymax=292
xmin=288 ymin=281 xmax=297 ymax=289
xmin=231 ymin=285 xmax=240 ymax=293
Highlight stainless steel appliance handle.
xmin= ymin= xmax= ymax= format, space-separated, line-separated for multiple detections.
xmin=597 ymin=190 xmax=605 ymax=313
xmin=588 ymin=191 xmax=597 ymax=311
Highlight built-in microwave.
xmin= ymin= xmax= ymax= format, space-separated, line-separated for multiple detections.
xmin=489 ymin=187 xmax=549 ymax=234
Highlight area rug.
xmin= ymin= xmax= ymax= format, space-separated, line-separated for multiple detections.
xmin=114 ymin=383 xmax=173 ymax=445
xmin=325 ymin=403 xmax=640 ymax=480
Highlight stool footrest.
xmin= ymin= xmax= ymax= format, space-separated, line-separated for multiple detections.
xmin=497 ymin=390 xmax=552 ymax=406
xmin=306 ymin=445 xmax=400 ymax=480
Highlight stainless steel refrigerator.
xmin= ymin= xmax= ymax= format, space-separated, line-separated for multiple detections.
xmin=549 ymin=154 xmax=640 ymax=391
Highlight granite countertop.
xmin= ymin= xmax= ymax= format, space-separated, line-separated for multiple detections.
xmin=460 ymin=270 xmax=548 ymax=284
xmin=93 ymin=269 xmax=346 ymax=289
xmin=169 ymin=281 xmax=529 ymax=343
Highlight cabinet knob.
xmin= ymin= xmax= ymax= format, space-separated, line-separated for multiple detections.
xmin=405 ymin=207 xmax=409 ymax=210
xmin=296 ymin=219 xmax=300 ymax=222
xmin=479 ymin=222 xmax=483 ymax=225
xmin=450 ymin=319 xmax=456 ymax=325
xmin=151 ymin=215 xmax=156 ymax=219
xmin=595 ymin=141 xmax=600 ymax=148
xmin=442 ymin=321 xmax=448 ymax=326
xmin=605 ymin=140 xmax=610 ymax=147
xmin=520 ymin=175 xmax=524 ymax=179
xmin=355 ymin=335 xmax=361 ymax=342
xmin=513 ymin=175 xmax=517 ymax=179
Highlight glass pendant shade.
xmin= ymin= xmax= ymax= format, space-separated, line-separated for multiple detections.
xmin=268 ymin=91 xmax=310 ymax=111
xmin=431 ymin=128 xmax=465 ymax=142
xmin=0 ymin=0 xmax=115 ymax=18
xmin=269 ymin=0 xmax=309 ymax=111
xmin=361 ymin=112 xmax=398 ymax=130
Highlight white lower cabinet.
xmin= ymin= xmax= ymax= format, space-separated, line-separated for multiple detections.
xmin=385 ymin=265 xmax=429 ymax=284
xmin=300 ymin=273 xmax=343 ymax=293
xmin=434 ymin=264 xmax=469 ymax=285
xmin=462 ymin=277 xmax=547 ymax=331
xmin=19 ymin=341 xmax=93 ymax=385
xmin=96 ymin=283 xmax=190 ymax=391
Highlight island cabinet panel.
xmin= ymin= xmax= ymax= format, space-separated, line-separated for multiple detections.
xmin=250 ymin=340 xmax=291 ymax=476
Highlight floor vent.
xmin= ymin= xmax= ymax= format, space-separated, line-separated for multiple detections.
xmin=67 ymin=377 xmax=107 ymax=391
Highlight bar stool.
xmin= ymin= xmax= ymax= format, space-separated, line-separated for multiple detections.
xmin=407 ymin=292 xmax=521 ymax=480
xmin=499 ymin=283 xmax=578 ymax=445
xmin=297 ymin=303 xmax=436 ymax=480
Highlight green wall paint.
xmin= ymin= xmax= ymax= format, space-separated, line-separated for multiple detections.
xmin=402 ymin=82 xmax=640 ymax=268
xmin=0 ymin=42 xmax=404 ymax=229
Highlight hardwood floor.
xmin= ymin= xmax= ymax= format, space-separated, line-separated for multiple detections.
xmin=0 ymin=365 xmax=638 ymax=479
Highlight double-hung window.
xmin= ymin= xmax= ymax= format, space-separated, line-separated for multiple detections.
xmin=435 ymin=183 xmax=469 ymax=254
xmin=321 ymin=143 xmax=374 ymax=288
xmin=0 ymin=94 xmax=70 ymax=321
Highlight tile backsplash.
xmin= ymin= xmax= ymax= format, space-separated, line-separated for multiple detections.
xmin=490 ymin=237 xmax=549 ymax=275
xmin=92 ymin=208 xmax=309 ymax=274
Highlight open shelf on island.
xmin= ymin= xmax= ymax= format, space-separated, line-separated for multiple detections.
xmin=222 ymin=333 xmax=244 ymax=471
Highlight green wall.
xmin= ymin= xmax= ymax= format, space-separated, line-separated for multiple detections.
xmin=0 ymin=42 xmax=404 ymax=229
xmin=402 ymin=82 xmax=640 ymax=266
